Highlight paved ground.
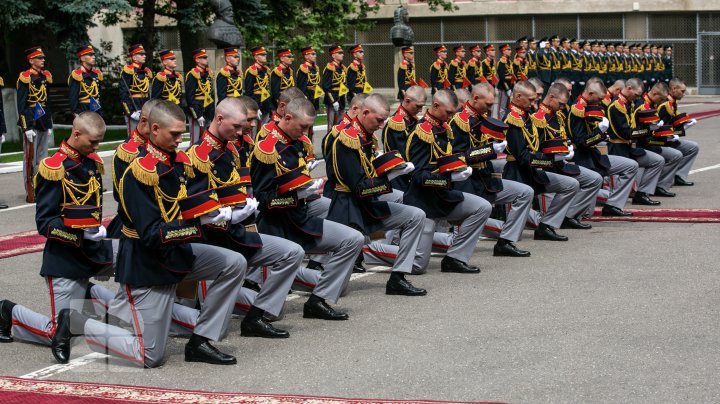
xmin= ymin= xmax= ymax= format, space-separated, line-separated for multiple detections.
xmin=0 ymin=97 xmax=719 ymax=403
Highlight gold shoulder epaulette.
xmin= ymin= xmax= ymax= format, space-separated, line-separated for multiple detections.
xmin=37 ymin=153 xmax=66 ymax=181
xmin=611 ymin=99 xmax=627 ymax=114
xmin=338 ymin=127 xmax=361 ymax=150
xmin=155 ymin=71 xmax=167 ymax=82
xmin=299 ymin=63 xmax=310 ymax=74
xmin=414 ymin=121 xmax=435 ymax=144
xmin=504 ymin=111 xmax=525 ymax=128
xmin=218 ymin=67 xmax=231 ymax=78
xmin=387 ymin=114 xmax=406 ymax=132
xmin=93 ymin=69 xmax=103 ymax=81
xmin=253 ymin=134 xmax=280 ymax=165
xmin=0 ymin=76 xmax=4 ymax=87
xmin=570 ymin=103 xmax=585 ymax=118
xmin=245 ymin=66 xmax=258 ymax=77
xmin=43 ymin=71 xmax=52 ymax=84
xmin=187 ymin=68 xmax=201 ymax=80
xmin=18 ymin=70 xmax=31 ymax=84
xmin=186 ymin=144 xmax=213 ymax=174
xmin=115 ymin=140 xmax=140 ymax=163
xmin=122 ymin=64 xmax=135 ymax=75
xmin=452 ymin=111 xmax=471 ymax=133
xmin=530 ymin=111 xmax=548 ymax=129
xmin=176 ymin=151 xmax=195 ymax=179
xmin=325 ymin=63 xmax=336 ymax=72
xmin=70 ymin=68 xmax=83 ymax=82
xmin=130 ymin=154 xmax=160 ymax=187
xmin=87 ymin=153 xmax=105 ymax=175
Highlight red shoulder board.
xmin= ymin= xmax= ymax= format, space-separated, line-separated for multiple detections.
xmin=274 ymin=66 xmax=283 ymax=74
xmin=617 ymin=98 xmax=626 ymax=108
xmin=72 ymin=67 xmax=83 ymax=75
xmin=86 ymin=153 xmax=103 ymax=164
xmin=250 ymin=65 xmax=258 ymax=71
xmin=144 ymin=67 xmax=152 ymax=75
xmin=533 ymin=110 xmax=546 ymax=121
xmin=343 ymin=126 xmax=360 ymax=139
xmin=157 ymin=71 xmax=167 ymax=78
xmin=120 ymin=138 xmax=141 ymax=154
xmin=137 ymin=153 xmax=159 ymax=171
xmin=257 ymin=133 xmax=279 ymax=154
xmin=44 ymin=152 xmax=68 ymax=170
xmin=642 ymin=101 xmax=651 ymax=110
xmin=226 ymin=141 xmax=238 ymax=154
xmin=572 ymin=102 xmax=585 ymax=112
xmin=242 ymin=134 xmax=255 ymax=146
xmin=457 ymin=110 xmax=470 ymax=124
xmin=391 ymin=113 xmax=405 ymax=124
xmin=195 ymin=140 xmax=213 ymax=161
xmin=92 ymin=68 xmax=102 ymax=75
xmin=433 ymin=61 xmax=441 ymax=68
xmin=509 ymin=111 xmax=523 ymax=120
xmin=298 ymin=135 xmax=313 ymax=145
xmin=419 ymin=121 xmax=434 ymax=133
xmin=193 ymin=67 xmax=202 ymax=74
xmin=175 ymin=150 xmax=191 ymax=165
xmin=42 ymin=71 xmax=52 ymax=78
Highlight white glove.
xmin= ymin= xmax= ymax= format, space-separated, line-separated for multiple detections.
xmin=597 ymin=117 xmax=610 ymax=133
xmin=565 ymin=147 xmax=575 ymax=160
xmin=198 ymin=117 xmax=206 ymax=127
xmin=256 ymin=110 xmax=263 ymax=122
xmin=450 ymin=167 xmax=472 ymax=182
xmin=387 ymin=162 xmax=415 ymax=181
xmin=683 ymin=118 xmax=697 ymax=130
xmin=571 ymin=81 xmax=576 ymax=86
xmin=0 ymin=134 xmax=6 ymax=144
xmin=297 ymin=179 xmax=323 ymax=199
xmin=25 ymin=130 xmax=36 ymax=142
xmin=83 ymin=225 xmax=107 ymax=242
xmin=670 ymin=134 xmax=680 ymax=142
xmin=649 ymin=120 xmax=664 ymax=131
xmin=307 ymin=159 xmax=320 ymax=172
xmin=130 ymin=111 xmax=141 ymax=121
xmin=492 ymin=140 xmax=507 ymax=154
xmin=332 ymin=101 xmax=340 ymax=111
xmin=506 ymin=90 xmax=512 ymax=97
xmin=230 ymin=198 xmax=258 ymax=224
xmin=200 ymin=206 xmax=232 ymax=225
xmin=554 ymin=153 xmax=570 ymax=162
xmin=579 ymin=81 xmax=586 ymax=86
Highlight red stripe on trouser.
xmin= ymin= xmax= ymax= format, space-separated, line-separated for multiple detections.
xmin=362 ymin=247 xmax=397 ymax=259
xmin=11 ymin=320 xmax=52 ymax=338
xmin=86 ymin=338 xmax=144 ymax=365
xmin=234 ymin=302 xmax=251 ymax=311
xmin=262 ymin=266 xmax=268 ymax=282
xmin=172 ymin=319 xmax=195 ymax=330
xmin=293 ymin=278 xmax=316 ymax=289
xmin=541 ymin=195 xmax=547 ymax=215
xmin=200 ymin=281 xmax=208 ymax=300
xmin=432 ymin=244 xmax=449 ymax=250
xmin=124 ymin=285 xmax=145 ymax=365
xmin=610 ymin=175 xmax=615 ymax=190
xmin=484 ymin=226 xmax=502 ymax=233
xmin=47 ymin=276 xmax=57 ymax=337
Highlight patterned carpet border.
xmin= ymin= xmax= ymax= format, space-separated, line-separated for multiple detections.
xmin=0 ymin=376 xmax=500 ymax=404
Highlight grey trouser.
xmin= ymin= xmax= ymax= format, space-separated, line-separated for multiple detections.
xmin=23 ymin=130 xmax=51 ymax=188
xmin=656 ymin=146 xmax=683 ymax=190
xmin=540 ymin=172 xmax=580 ymax=228
xmin=305 ymin=196 xmax=332 ymax=264
xmin=605 ymin=155 xmax=639 ymax=209
xmin=483 ymin=179 xmax=534 ymax=242
xmin=125 ymin=116 xmax=139 ymax=138
xmin=634 ymin=149 xmax=664 ymax=193
xmin=326 ymin=104 xmax=345 ymax=133
xmin=360 ymin=202 xmax=425 ymax=274
xmin=566 ymin=165 xmax=603 ymax=219
xmin=235 ymin=234 xmax=303 ymax=316
xmin=304 ymin=220 xmax=364 ymax=303
xmin=83 ymin=243 xmax=245 ymax=368
xmin=671 ymin=138 xmax=699 ymax=182
xmin=189 ymin=118 xmax=205 ymax=146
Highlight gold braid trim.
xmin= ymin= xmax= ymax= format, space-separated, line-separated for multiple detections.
xmin=414 ymin=124 xmax=435 ymax=144
xmin=505 ymin=113 xmax=525 ymax=128
xmin=184 ymin=164 xmax=195 ymax=179
xmin=531 ymin=114 xmax=548 ymax=129
xmin=570 ymin=105 xmax=585 ymax=118
xmin=186 ymin=146 xmax=212 ymax=174
xmin=95 ymin=160 xmax=105 ymax=176
xmin=252 ymin=144 xmax=279 ymax=165
xmin=38 ymin=161 xmax=65 ymax=181
xmin=115 ymin=145 xmax=138 ymax=163
xmin=452 ymin=114 xmax=470 ymax=134
xmin=338 ymin=130 xmax=361 ymax=150
xmin=612 ymin=100 xmax=626 ymax=115
xmin=387 ymin=117 xmax=406 ymax=132
xmin=129 ymin=159 xmax=159 ymax=187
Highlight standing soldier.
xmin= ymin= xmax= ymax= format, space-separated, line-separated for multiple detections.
xmin=295 ymin=46 xmax=322 ymax=140
xmin=0 ymin=75 xmax=6 ymax=208
xmin=481 ymin=44 xmax=498 ymax=87
xmin=447 ymin=45 xmax=469 ymax=90
xmin=429 ymin=45 xmax=450 ymax=95
xmin=495 ymin=44 xmax=514 ymax=119
xmin=527 ymin=37 xmax=538 ymax=79
xmin=569 ymin=39 xmax=584 ymax=98
xmin=17 ymin=46 xmax=54 ymax=203
xmin=68 ymin=45 xmax=102 ymax=117
xmin=215 ymin=47 xmax=243 ymax=103
xmin=119 ymin=44 xmax=150 ymax=136
xmin=536 ymin=38 xmax=553 ymax=89
xmin=559 ymin=38 xmax=572 ymax=81
xmin=396 ymin=46 xmax=417 ymax=100
xmin=270 ymin=47 xmax=295 ymax=113
xmin=185 ymin=48 xmax=215 ymax=144
xmin=321 ymin=44 xmax=348 ymax=132
xmin=151 ymin=50 xmax=182 ymax=105
xmin=244 ymin=46 xmax=273 ymax=124
xmin=466 ymin=45 xmax=484 ymax=85
xmin=662 ymin=45 xmax=673 ymax=83
xmin=346 ymin=44 xmax=370 ymax=103
xmin=549 ymin=35 xmax=561 ymax=83
xmin=513 ymin=46 xmax=528 ymax=82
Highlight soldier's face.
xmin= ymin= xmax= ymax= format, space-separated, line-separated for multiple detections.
xmin=404 ymin=96 xmax=425 ymax=116
xmin=81 ymin=54 xmax=96 ymax=66
xmin=546 ymin=93 xmax=568 ymax=113
xmin=456 ymin=50 xmax=465 ymax=60
xmin=151 ymin=119 xmax=185 ymax=152
xmin=584 ymin=90 xmax=602 ymax=105
xmin=358 ymin=106 xmax=389 ymax=133
xmin=471 ymin=50 xmax=481 ymax=59
xmin=242 ymin=109 xmax=259 ymax=135
xmin=432 ymin=101 xmax=456 ymax=122
xmin=584 ymin=44 xmax=591 ymax=52
xmin=552 ymin=39 xmax=560 ymax=48
xmin=529 ymin=43 xmax=537 ymax=50
xmin=281 ymin=113 xmax=315 ymax=139
xmin=404 ymin=51 xmax=414 ymax=62
xmin=30 ymin=57 xmax=45 ymax=70
xmin=665 ymin=49 xmax=672 ymax=56
xmin=671 ymin=84 xmax=686 ymax=100
xmin=196 ymin=56 xmax=209 ymax=68
xmin=226 ymin=55 xmax=239 ymax=67
xmin=71 ymin=129 xmax=104 ymax=156
xmin=563 ymin=42 xmax=570 ymax=50
xmin=332 ymin=52 xmax=344 ymax=63
xmin=305 ymin=52 xmax=317 ymax=63
xmin=438 ymin=50 xmax=447 ymax=60
xmin=132 ymin=53 xmax=146 ymax=65
xmin=648 ymin=90 xmax=665 ymax=107
xmin=486 ymin=49 xmax=495 ymax=58
xmin=503 ymin=49 xmax=512 ymax=57
xmin=353 ymin=50 xmax=364 ymax=60
xmin=216 ymin=111 xmax=248 ymax=142
xmin=255 ymin=54 xmax=267 ymax=65
xmin=280 ymin=55 xmax=294 ymax=66
xmin=470 ymin=91 xmax=494 ymax=113
xmin=137 ymin=116 xmax=150 ymax=136
xmin=514 ymin=89 xmax=537 ymax=111
xmin=164 ymin=57 xmax=177 ymax=70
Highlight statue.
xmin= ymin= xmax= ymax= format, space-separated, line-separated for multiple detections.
xmin=207 ymin=0 xmax=245 ymax=48
xmin=390 ymin=5 xmax=414 ymax=47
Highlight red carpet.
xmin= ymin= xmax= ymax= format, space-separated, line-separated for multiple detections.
xmin=0 ymin=376 xmax=496 ymax=404
xmin=588 ymin=207 xmax=720 ymax=223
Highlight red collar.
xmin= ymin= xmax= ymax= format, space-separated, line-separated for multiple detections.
xmin=59 ymin=141 xmax=81 ymax=161
xmin=201 ymin=131 xmax=227 ymax=151
xmin=423 ymin=112 xmax=443 ymax=127
xmin=539 ymin=103 xmax=554 ymax=116
xmin=130 ymin=129 xmax=147 ymax=146
xmin=462 ymin=102 xmax=483 ymax=118
xmin=351 ymin=118 xmax=372 ymax=140
xmin=272 ymin=121 xmax=294 ymax=144
xmin=509 ymin=103 xmax=527 ymax=116
xmin=145 ymin=141 xmax=171 ymax=166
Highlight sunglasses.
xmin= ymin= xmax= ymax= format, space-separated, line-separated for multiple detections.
xmin=167 ymin=57 xmax=176 ymax=60
xmin=197 ymin=56 xmax=208 ymax=59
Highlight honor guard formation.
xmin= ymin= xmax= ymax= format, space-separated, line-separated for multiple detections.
xmin=0 ymin=35 xmax=701 ymax=368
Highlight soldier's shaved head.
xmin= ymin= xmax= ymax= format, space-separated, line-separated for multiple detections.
xmin=469 ymin=82 xmax=496 ymax=114
xmin=148 ymin=100 xmax=186 ymax=129
xmin=626 ymin=78 xmax=644 ymax=92
xmin=669 ymin=77 xmax=685 ymax=88
xmin=586 ymin=80 xmax=607 ymax=96
xmin=237 ymin=96 xmax=259 ymax=113
xmin=73 ymin=111 xmax=106 ymax=138
xmin=547 ymin=82 xmax=570 ymax=99
xmin=405 ymin=85 xmax=426 ymax=103
xmin=285 ymin=97 xmax=316 ymax=119
xmin=279 ymin=98 xmax=316 ymax=140
xmin=278 ymin=87 xmax=306 ymax=105
xmin=651 ymin=81 xmax=668 ymax=97
xmin=349 ymin=93 xmax=367 ymax=110
xmin=513 ymin=80 xmax=540 ymax=111
xmin=669 ymin=78 xmax=687 ymax=100
xmin=528 ymin=77 xmax=544 ymax=93
xmin=137 ymin=99 xmax=162 ymax=136
xmin=513 ymin=80 xmax=536 ymax=97
xmin=455 ymin=88 xmax=471 ymax=107
xmin=362 ymin=93 xmax=388 ymax=114
xmin=215 ymin=97 xmax=248 ymax=121
xmin=472 ymin=82 xmax=494 ymax=97
xmin=433 ymin=89 xmax=458 ymax=110
xmin=141 ymin=98 xmax=162 ymax=118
